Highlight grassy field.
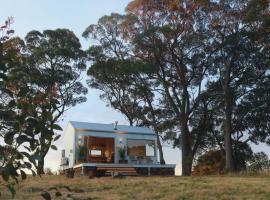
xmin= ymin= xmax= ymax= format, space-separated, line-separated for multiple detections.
xmin=1 ymin=175 xmax=270 ymax=200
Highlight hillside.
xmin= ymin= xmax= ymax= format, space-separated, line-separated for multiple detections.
xmin=1 ymin=175 xmax=270 ymax=200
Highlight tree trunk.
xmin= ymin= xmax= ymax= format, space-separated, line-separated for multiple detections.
xmin=156 ymin=134 xmax=165 ymax=164
xmin=37 ymin=140 xmax=51 ymax=175
xmin=140 ymin=84 xmax=166 ymax=165
xmin=181 ymin=123 xmax=193 ymax=176
xmin=224 ymin=87 xmax=235 ymax=172
xmin=37 ymin=157 xmax=45 ymax=175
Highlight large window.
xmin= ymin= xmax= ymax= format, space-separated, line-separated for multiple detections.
xmin=127 ymin=139 xmax=156 ymax=157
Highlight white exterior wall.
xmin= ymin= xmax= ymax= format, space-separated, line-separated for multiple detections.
xmin=63 ymin=123 xmax=76 ymax=168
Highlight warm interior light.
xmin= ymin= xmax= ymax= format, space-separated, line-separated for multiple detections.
xmin=119 ymin=138 xmax=123 ymax=143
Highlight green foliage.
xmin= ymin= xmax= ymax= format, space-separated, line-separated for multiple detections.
xmin=192 ymin=150 xmax=226 ymax=176
xmin=44 ymin=168 xmax=54 ymax=175
xmin=20 ymin=170 xmax=27 ymax=180
xmin=84 ymin=0 xmax=270 ymax=175
xmin=23 ymin=28 xmax=88 ymax=173
xmin=118 ymin=145 xmax=126 ymax=160
xmin=1 ymin=23 xmax=85 ymax=198
xmin=84 ymin=1 xmax=215 ymax=175
xmin=50 ymin=145 xmax=57 ymax=150
xmin=247 ymin=152 xmax=270 ymax=172
xmin=41 ymin=191 xmax=51 ymax=200
xmin=41 ymin=185 xmax=75 ymax=200
xmin=0 ymin=19 xmax=63 ymax=198
xmin=203 ymin=0 xmax=270 ymax=171
xmin=77 ymin=145 xmax=87 ymax=162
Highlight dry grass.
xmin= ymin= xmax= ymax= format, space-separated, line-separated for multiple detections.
xmin=1 ymin=175 xmax=270 ymax=200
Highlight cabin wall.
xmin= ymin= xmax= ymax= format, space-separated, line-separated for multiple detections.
xmin=63 ymin=123 xmax=76 ymax=168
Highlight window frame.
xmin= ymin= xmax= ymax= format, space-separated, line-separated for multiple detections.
xmin=127 ymin=139 xmax=156 ymax=157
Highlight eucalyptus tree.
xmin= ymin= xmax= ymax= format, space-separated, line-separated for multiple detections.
xmin=87 ymin=59 xmax=143 ymax=127
xmin=83 ymin=0 xmax=270 ymax=175
xmin=124 ymin=0 xmax=215 ymax=175
xmin=0 ymin=20 xmax=63 ymax=197
xmin=206 ymin=0 xmax=270 ymax=172
xmin=232 ymin=75 xmax=270 ymax=150
xmin=84 ymin=0 xmax=215 ymax=174
xmin=0 ymin=20 xmax=38 ymax=180
xmin=24 ymin=29 xmax=88 ymax=174
xmin=83 ymin=14 xmax=168 ymax=164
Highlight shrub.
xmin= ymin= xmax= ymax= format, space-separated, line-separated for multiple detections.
xmin=118 ymin=145 xmax=126 ymax=160
xmin=77 ymin=145 xmax=87 ymax=163
xmin=247 ymin=152 xmax=270 ymax=172
xmin=44 ymin=168 xmax=53 ymax=175
xmin=192 ymin=150 xmax=225 ymax=176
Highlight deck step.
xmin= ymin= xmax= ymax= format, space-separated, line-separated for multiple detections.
xmin=105 ymin=170 xmax=136 ymax=173
xmin=96 ymin=166 xmax=138 ymax=176
xmin=105 ymin=171 xmax=138 ymax=176
xmin=97 ymin=167 xmax=136 ymax=171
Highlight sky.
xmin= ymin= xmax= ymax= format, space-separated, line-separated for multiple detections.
xmin=0 ymin=0 xmax=269 ymax=175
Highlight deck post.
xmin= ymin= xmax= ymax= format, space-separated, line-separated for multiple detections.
xmin=82 ymin=166 xmax=84 ymax=175
xmin=86 ymin=136 xmax=89 ymax=162
xmin=148 ymin=167 xmax=151 ymax=176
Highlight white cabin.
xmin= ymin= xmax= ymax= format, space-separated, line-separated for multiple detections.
xmin=61 ymin=121 xmax=175 ymax=176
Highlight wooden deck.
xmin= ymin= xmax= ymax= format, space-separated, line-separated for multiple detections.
xmin=71 ymin=163 xmax=176 ymax=177
xmin=74 ymin=163 xmax=176 ymax=168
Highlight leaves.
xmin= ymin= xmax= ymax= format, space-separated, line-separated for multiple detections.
xmin=1 ymin=27 xmax=88 ymax=182
xmin=8 ymin=28 xmax=88 ymax=176
xmin=17 ymin=87 xmax=29 ymax=97
xmin=43 ymin=186 xmax=73 ymax=200
xmin=0 ymin=19 xmax=69 ymax=198
xmin=2 ymin=172 xmax=9 ymax=182
xmin=23 ymin=161 xmax=32 ymax=169
xmin=31 ymin=169 xmax=37 ymax=176
xmin=84 ymin=0 xmax=270 ymax=175
xmin=6 ymin=185 xmax=16 ymax=199
xmin=55 ymin=191 xmax=62 ymax=197
xmin=52 ymin=124 xmax=62 ymax=131
xmin=4 ymin=132 xmax=14 ymax=145
xmin=41 ymin=191 xmax=51 ymax=200
xmin=16 ymin=135 xmax=31 ymax=145
xmin=8 ymin=100 xmax=16 ymax=107
xmin=51 ymin=145 xmax=58 ymax=150
xmin=20 ymin=170 xmax=27 ymax=180
xmin=54 ymin=134 xmax=61 ymax=141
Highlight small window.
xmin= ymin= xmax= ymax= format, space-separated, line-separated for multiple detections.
xmin=61 ymin=150 xmax=65 ymax=158
xmin=91 ymin=149 xmax=102 ymax=156
xmin=146 ymin=143 xmax=155 ymax=156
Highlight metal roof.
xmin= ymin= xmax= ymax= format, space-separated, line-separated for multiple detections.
xmin=69 ymin=121 xmax=155 ymax=135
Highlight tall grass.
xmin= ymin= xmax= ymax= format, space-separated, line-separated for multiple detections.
xmin=1 ymin=175 xmax=270 ymax=200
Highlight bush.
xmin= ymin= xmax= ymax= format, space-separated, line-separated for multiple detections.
xmin=192 ymin=150 xmax=225 ymax=176
xmin=247 ymin=152 xmax=270 ymax=172
xmin=44 ymin=168 xmax=53 ymax=175
xmin=77 ymin=145 xmax=87 ymax=163
xmin=118 ymin=145 xmax=126 ymax=160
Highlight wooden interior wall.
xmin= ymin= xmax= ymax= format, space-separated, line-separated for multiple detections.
xmin=84 ymin=136 xmax=114 ymax=163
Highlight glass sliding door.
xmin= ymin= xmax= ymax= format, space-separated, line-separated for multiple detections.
xmin=81 ymin=136 xmax=115 ymax=163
